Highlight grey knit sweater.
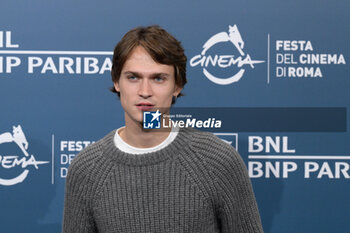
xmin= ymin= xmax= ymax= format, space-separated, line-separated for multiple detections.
xmin=63 ymin=127 xmax=264 ymax=233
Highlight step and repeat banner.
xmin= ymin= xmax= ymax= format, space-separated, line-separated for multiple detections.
xmin=0 ymin=0 xmax=349 ymax=232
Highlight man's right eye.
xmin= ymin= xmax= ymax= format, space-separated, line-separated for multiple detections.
xmin=127 ymin=76 xmax=138 ymax=81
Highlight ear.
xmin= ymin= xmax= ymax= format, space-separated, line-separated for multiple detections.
xmin=114 ymin=82 xmax=120 ymax=92
xmin=173 ymin=85 xmax=183 ymax=97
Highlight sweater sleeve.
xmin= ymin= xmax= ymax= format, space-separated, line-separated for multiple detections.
xmin=213 ymin=146 xmax=264 ymax=233
xmin=62 ymin=153 xmax=97 ymax=233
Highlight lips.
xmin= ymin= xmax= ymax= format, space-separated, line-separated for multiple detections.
xmin=136 ymin=102 xmax=155 ymax=111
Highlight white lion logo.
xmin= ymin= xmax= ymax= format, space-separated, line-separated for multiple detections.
xmin=202 ymin=25 xmax=245 ymax=56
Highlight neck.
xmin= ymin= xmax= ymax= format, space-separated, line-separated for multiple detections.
xmin=120 ymin=114 xmax=171 ymax=148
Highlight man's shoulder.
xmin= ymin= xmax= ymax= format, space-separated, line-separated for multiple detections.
xmin=68 ymin=130 xmax=116 ymax=176
xmin=182 ymin=128 xmax=243 ymax=173
xmin=184 ymin=128 xmax=237 ymax=156
xmin=175 ymin=128 xmax=247 ymax=197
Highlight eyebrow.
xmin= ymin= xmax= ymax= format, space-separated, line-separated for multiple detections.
xmin=123 ymin=71 xmax=170 ymax=78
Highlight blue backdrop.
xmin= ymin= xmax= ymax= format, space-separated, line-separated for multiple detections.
xmin=0 ymin=0 xmax=349 ymax=232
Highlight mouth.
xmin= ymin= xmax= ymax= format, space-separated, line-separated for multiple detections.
xmin=136 ymin=103 xmax=155 ymax=111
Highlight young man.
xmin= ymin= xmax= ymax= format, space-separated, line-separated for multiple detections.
xmin=63 ymin=25 xmax=264 ymax=233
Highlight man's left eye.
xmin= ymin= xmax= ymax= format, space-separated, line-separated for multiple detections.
xmin=154 ymin=76 xmax=165 ymax=82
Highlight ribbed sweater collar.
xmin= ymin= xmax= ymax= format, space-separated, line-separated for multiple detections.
xmin=101 ymin=127 xmax=193 ymax=166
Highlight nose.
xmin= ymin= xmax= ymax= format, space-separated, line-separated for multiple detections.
xmin=138 ymin=79 xmax=152 ymax=98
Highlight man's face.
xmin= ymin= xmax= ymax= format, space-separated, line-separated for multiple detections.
xmin=114 ymin=46 xmax=182 ymax=125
